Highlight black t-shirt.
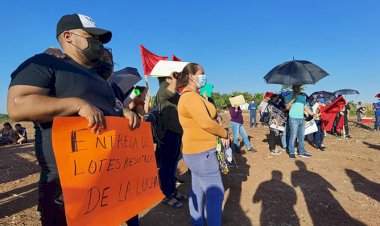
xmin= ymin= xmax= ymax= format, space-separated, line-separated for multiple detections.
xmin=10 ymin=53 xmax=119 ymax=116
xmin=9 ymin=53 xmax=121 ymax=181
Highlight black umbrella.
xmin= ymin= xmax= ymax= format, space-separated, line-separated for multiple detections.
xmin=333 ymin=89 xmax=359 ymax=96
xmin=308 ymin=91 xmax=337 ymax=106
xmin=264 ymin=60 xmax=329 ymax=85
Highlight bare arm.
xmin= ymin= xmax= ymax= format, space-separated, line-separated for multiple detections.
xmin=8 ymin=85 xmax=105 ymax=133
xmin=304 ymin=105 xmax=314 ymax=116
xmin=144 ymin=90 xmax=151 ymax=114
xmin=286 ymin=97 xmax=296 ymax=110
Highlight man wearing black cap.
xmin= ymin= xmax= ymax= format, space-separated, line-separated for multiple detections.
xmin=7 ymin=14 xmax=119 ymax=225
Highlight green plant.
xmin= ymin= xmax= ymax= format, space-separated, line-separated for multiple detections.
xmin=0 ymin=114 xmax=10 ymax=124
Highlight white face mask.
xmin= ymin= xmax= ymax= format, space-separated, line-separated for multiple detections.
xmin=196 ymin=74 xmax=207 ymax=89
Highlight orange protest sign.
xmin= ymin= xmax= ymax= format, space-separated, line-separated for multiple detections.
xmin=52 ymin=117 xmax=163 ymax=226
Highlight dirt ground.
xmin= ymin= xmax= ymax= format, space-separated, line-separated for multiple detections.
xmin=1 ymin=115 xmax=379 ymax=226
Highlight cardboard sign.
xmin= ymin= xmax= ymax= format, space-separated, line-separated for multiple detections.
xmin=305 ymin=120 xmax=318 ymax=135
xmin=150 ymin=60 xmax=189 ymax=77
xmin=229 ymin=95 xmax=246 ymax=107
xmin=52 ymin=117 xmax=163 ymax=226
xmin=269 ymin=124 xmax=285 ymax=131
xmin=110 ymin=67 xmax=142 ymax=94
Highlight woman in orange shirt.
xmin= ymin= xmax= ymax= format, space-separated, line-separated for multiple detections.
xmin=178 ymin=63 xmax=229 ymax=226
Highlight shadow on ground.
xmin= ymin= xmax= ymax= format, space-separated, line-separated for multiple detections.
xmin=345 ymin=169 xmax=380 ymax=202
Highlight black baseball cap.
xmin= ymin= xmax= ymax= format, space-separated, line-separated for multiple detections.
xmin=56 ymin=14 xmax=112 ymax=44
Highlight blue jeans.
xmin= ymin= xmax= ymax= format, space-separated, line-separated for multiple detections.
xmin=158 ymin=129 xmax=181 ymax=197
xmin=288 ymin=118 xmax=306 ymax=155
xmin=374 ymin=115 xmax=380 ymax=130
xmin=183 ymin=150 xmax=224 ymax=226
xmin=314 ymin=120 xmax=324 ymax=147
xmin=230 ymin=121 xmax=251 ymax=151
xmin=281 ymin=122 xmax=288 ymax=148
xmin=250 ymin=112 xmax=257 ymax=127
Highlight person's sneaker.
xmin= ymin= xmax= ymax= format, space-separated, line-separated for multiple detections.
xmin=247 ymin=148 xmax=257 ymax=153
xmin=289 ymin=154 xmax=296 ymax=160
xmin=270 ymin=149 xmax=282 ymax=156
xmin=298 ymin=152 xmax=312 ymax=158
xmin=311 ymin=143 xmax=319 ymax=149
xmin=319 ymin=146 xmax=326 ymax=151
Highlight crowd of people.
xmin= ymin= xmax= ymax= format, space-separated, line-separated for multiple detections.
xmin=5 ymin=12 xmax=380 ymax=226
xmin=251 ymin=87 xmax=380 ymax=160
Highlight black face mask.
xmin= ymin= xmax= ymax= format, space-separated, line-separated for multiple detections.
xmin=82 ymin=37 xmax=105 ymax=63
xmin=92 ymin=60 xmax=113 ymax=80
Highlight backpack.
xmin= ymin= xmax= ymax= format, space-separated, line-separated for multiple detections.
xmin=143 ymin=96 xmax=165 ymax=145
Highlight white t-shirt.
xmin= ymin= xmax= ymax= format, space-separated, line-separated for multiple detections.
xmin=259 ymin=101 xmax=268 ymax=114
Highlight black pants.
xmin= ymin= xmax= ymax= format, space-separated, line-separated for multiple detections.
xmin=268 ymin=130 xmax=279 ymax=151
xmin=31 ymin=125 xmax=65 ymax=225
xmin=344 ymin=114 xmax=350 ymax=135
xmin=158 ymin=129 xmax=181 ymax=197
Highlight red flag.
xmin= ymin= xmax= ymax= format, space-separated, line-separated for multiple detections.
xmin=320 ymin=96 xmax=346 ymax=131
xmin=140 ymin=45 xmax=168 ymax=75
xmin=172 ymin=54 xmax=183 ymax=61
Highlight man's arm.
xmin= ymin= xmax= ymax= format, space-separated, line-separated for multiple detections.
xmin=285 ymin=95 xmax=296 ymax=110
xmin=8 ymin=85 xmax=105 ymax=133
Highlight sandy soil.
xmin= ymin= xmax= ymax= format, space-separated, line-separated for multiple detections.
xmin=1 ymin=115 xmax=379 ymax=226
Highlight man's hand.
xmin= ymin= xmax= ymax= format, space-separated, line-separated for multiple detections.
xmin=78 ymin=102 xmax=106 ymax=134
xmin=123 ymin=108 xmax=140 ymax=129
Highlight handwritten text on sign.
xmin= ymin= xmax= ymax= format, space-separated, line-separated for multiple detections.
xmin=52 ymin=117 xmax=163 ymax=226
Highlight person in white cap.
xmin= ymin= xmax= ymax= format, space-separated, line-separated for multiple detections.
xmin=7 ymin=13 xmax=119 ymax=225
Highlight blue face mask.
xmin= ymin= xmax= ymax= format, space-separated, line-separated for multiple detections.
xmin=196 ymin=74 xmax=207 ymax=89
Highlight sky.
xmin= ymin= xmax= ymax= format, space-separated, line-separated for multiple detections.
xmin=1 ymin=0 xmax=380 ymax=114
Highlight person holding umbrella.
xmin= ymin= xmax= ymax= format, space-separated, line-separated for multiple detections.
xmin=285 ymin=85 xmax=316 ymax=159
xmin=263 ymin=59 xmax=329 ymax=158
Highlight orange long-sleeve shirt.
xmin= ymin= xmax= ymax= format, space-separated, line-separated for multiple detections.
xmin=178 ymin=91 xmax=228 ymax=154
